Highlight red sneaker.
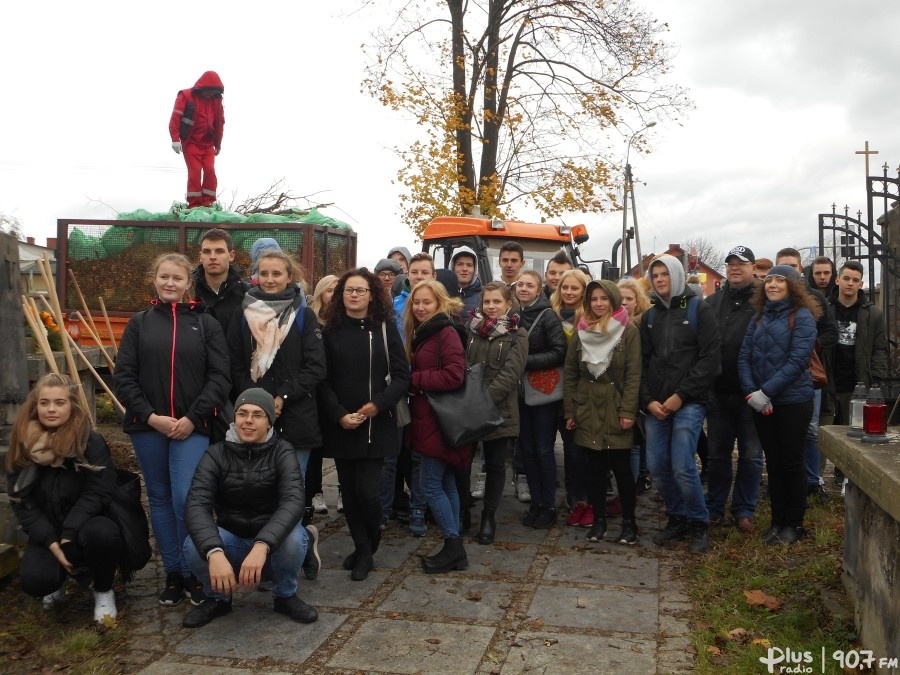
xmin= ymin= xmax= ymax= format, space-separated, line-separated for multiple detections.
xmin=565 ymin=503 xmax=587 ymax=526
xmin=578 ymin=504 xmax=596 ymax=527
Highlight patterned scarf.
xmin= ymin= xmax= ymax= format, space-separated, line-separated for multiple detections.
xmin=242 ymin=287 xmax=299 ymax=381
xmin=576 ymin=305 xmax=630 ymax=378
xmin=468 ymin=310 xmax=520 ymax=339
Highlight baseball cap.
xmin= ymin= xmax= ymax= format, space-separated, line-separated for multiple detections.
xmin=726 ymin=246 xmax=755 ymax=263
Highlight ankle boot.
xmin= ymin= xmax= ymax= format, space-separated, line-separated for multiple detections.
xmin=350 ymin=543 xmax=374 ymax=581
xmin=521 ymin=503 xmax=540 ymax=527
xmin=422 ymin=537 xmax=468 ymax=574
xmin=617 ymin=517 xmax=638 ymax=545
xmin=477 ymin=511 xmax=496 ymax=545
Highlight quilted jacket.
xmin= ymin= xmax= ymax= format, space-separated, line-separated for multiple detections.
xmin=737 ymin=300 xmax=816 ymax=404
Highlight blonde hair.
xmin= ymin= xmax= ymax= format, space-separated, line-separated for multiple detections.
xmin=7 ymin=373 xmax=92 ymax=471
xmin=148 ymin=253 xmax=194 ymax=302
xmin=584 ymin=284 xmax=614 ymax=333
xmin=403 ymin=280 xmax=463 ymax=359
xmin=550 ymin=269 xmax=590 ymax=326
xmin=617 ymin=277 xmax=651 ymax=320
xmin=309 ymin=274 xmax=339 ymax=323
xmin=256 ymin=249 xmax=308 ymax=294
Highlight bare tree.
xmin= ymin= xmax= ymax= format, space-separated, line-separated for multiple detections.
xmin=680 ymin=235 xmax=726 ymax=273
xmin=1 ymin=212 xmax=23 ymax=240
xmin=224 ymin=179 xmax=333 ymax=215
xmin=363 ymin=0 xmax=692 ymax=235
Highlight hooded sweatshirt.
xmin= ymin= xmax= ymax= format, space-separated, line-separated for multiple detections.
xmin=450 ymin=246 xmax=483 ymax=316
xmin=387 ymin=246 xmax=412 ymax=269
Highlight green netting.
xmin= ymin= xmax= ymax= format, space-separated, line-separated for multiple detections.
xmin=115 ymin=204 xmax=353 ymax=230
xmin=69 ymin=227 xmax=107 ymax=260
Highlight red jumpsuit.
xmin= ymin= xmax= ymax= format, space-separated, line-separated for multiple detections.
xmin=169 ymin=71 xmax=225 ymax=207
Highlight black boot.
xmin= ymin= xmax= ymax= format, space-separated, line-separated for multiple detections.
xmin=521 ymin=503 xmax=540 ymax=527
xmin=477 ymin=511 xmax=496 ymax=545
xmin=350 ymin=542 xmax=374 ymax=581
xmin=422 ymin=538 xmax=468 ymax=574
xmin=301 ymin=506 xmax=313 ymax=527
xmin=532 ymin=503 xmax=557 ymax=529
xmin=460 ymin=506 xmax=472 ymax=535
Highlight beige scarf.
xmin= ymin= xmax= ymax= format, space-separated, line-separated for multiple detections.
xmin=244 ymin=297 xmax=296 ymax=381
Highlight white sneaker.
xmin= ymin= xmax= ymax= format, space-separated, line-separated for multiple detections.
xmin=93 ymin=589 xmax=117 ymax=623
xmin=337 ymin=489 xmax=344 ymax=513
xmin=515 ymin=474 xmax=531 ymax=503
xmin=841 ymin=478 xmax=848 ymax=497
xmin=471 ymin=472 xmax=486 ymax=500
xmin=312 ymin=492 xmax=328 ymax=514
xmin=42 ymin=581 xmax=67 ymax=609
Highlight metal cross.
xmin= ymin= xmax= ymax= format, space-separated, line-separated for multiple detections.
xmin=855 ymin=141 xmax=879 ymax=179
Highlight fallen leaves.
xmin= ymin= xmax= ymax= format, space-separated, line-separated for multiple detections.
xmin=465 ymin=590 xmax=482 ymax=602
xmin=575 ymin=597 xmax=587 ymax=608
xmin=743 ymin=589 xmax=782 ymax=611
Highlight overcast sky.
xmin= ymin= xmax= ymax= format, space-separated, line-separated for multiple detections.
xmin=2 ymin=1 xmax=898 ymax=270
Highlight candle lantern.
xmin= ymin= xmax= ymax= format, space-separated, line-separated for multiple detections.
xmin=861 ymin=385 xmax=889 ymax=444
xmin=847 ymin=382 xmax=867 ymax=438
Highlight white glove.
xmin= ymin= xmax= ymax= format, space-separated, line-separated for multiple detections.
xmin=761 ymin=400 xmax=774 ymax=416
xmin=172 ymin=141 xmax=182 ymax=154
xmin=746 ymin=390 xmax=770 ymax=413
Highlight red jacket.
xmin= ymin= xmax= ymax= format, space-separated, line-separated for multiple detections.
xmin=169 ymin=71 xmax=225 ymax=149
xmin=409 ymin=319 xmax=471 ymax=470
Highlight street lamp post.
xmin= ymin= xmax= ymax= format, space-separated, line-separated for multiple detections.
xmin=621 ymin=122 xmax=656 ymax=278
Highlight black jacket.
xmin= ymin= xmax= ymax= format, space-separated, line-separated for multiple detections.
xmin=185 ymin=435 xmax=303 ymax=556
xmin=319 ymin=318 xmax=410 ymax=459
xmin=191 ymin=264 xmax=248 ymax=338
xmin=518 ymin=295 xmax=566 ymax=372
xmin=228 ymin=287 xmax=326 ymax=449
xmin=705 ymin=280 xmax=759 ymax=394
xmin=7 ymin=432 xmax=116 ymax=548
xmin=115 ymin=301 xmax=231 ymax=435
xmin=827 ymin=289 xmax=889 ymax=389
xmin=640 ymin=289 xmax=721 ymax=409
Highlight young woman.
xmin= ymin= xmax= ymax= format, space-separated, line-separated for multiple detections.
xmin=7 ymin=374 xmax=122 ymax=623
xmin=115 ymin=253 xmax=230 ymax=606
xmin=319 ymin=269 xmax=410 ymax=580
xmin=515 ymin=270 xmax=566 ymax=528
xmin=465 ymin=281 xmax=528 ymax=544
xmin=550 ymin=269 xmax=593 ymax=526
xmin=617 ymin=277 xmax=653 ymax=492
xmin=564 ymin=280 xmax=641 ymax=545
xmin=306 ymin=274 xmax=339 ymax=515
xmin=738 ymin=265 xmax=819 ymax=544
xmin=404 ymin=280 xmax=470 ymax=573
xmin=228 ymin=250 xmax=325 ymax=481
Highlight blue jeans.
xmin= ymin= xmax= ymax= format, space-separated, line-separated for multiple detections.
xmin=705 ymin=393 xmax=764 ymax=520
xmin=184 ymin=522 xmax=308 ymax=601
xmin=418 ymin=455 xmax=460 ymax=538
xmin=518 ymin=401 xmax=558 ymax=505
xmin=645 ymin=402 xmax=709 ymax=523
xmin=295 ymin=448 xmax=310 ymax=479
xmin=803 ymin=389 xmax=823 ymax=486
xmin=131 ymin=431 xmax=209 ymax=577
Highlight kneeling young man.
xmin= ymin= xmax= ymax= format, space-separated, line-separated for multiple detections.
xmin=182 ymin=388 xmax=319 ymax=628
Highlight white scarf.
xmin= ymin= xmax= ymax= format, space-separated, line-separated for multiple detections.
xmin=243 ymin=297 xmax=296 ymax=381
xmin=577 ymin=305 xmax=629 ymax=379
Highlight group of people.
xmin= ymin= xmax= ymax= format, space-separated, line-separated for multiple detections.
xmin=7 ymin=228 xmax=888 ymax=629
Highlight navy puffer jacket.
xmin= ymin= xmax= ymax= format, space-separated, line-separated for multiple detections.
xmin=738 ymin=300 xmax=816 ymax=405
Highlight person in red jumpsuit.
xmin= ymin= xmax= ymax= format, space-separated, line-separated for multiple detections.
xmin=169 ymin=72 xmax=225 ymax=208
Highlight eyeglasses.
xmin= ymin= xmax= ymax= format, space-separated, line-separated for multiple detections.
xmin=343 ymin=287 xmax=370 ymax=296
xmin=377 ymin=271 xmax=396 ymax=280
xmin=235 ymin=410 xmax=268 ymax=421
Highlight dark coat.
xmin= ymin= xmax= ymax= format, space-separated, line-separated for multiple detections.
xmin=639 ymin=289 xmax=721 ymax=410
xmin=465 ymin=321 xmax=529 ymax=440
xmin=192 ymin=263 xmax=247 ymax=339
xmin=827 ymin=290 xmax=889 ymax=388
xmin=563 ymin=324 xmax=641 ymax=450
xmin=319 ymin=318 xmax=411 ymax=459
xmin=228 ymin=287 xmax=326 ymax=449
xmin=705 ymin=279 xmax=760 ymax=394
xmin=518 ymin=295 xmax=567 ymax=373
xmin=7 ymin=432 xmax=116 ymax=548
xmin=738 ymin=300 xmax=816 ymax=405
xmin=185 ymin=434 xmax=303 ymax=557
xmin=115 ymin=301 xmax=231 ymax=435
xmin=409 ymin=317 xmax=470 ymax=470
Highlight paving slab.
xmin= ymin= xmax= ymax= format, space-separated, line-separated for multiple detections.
xmin=326 ymin=618 xmax=495 ymax=673
xmin=426 ymin=538 xmax=539 ymax=578
xmin=543 ymin=547 xmax=659 ymax=589
xmin=501 ymin=631 xmax=657 ymax=675
xmin=527 ymin=585 xmax=658 ymax=634
xmin=380 ymin=573 xmax=518 ymax=622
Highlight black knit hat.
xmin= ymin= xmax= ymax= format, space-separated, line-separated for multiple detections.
xmin=235 ymin=388 xmax=276 ymax=424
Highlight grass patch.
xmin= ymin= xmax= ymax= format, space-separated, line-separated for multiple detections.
xmin=685 ymin=497 xmax=857 ymax=674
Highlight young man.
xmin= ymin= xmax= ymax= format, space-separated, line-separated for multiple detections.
xmin=704 ymin=246 xmax=764 ymax=532
xmin=640 ymin=255 xmax=721 ymax=554
xmin=828 ymin=261 xmax=889 ymax=423
xmin=192 ymin=228 xmax=247 ymax=338
xmin=753 ymin=258 xmax=773 ymax=279
xmin=183 ymin=388 xmax=319 ymax=628
xmin=543 ymin=250 xmax=573 ymax=299
xmin=169 ymin=72 xmax=225 ymax=208
xmin=498 ymin=241 xmax=526 ymax=286
xmin=387 ymin=246 xmax=412 ymax=275
xmin=775 ymin=248 xmax=838 ymax=498
xmin=374 ymin=258 xmax=403 ymax=297
xmin=808 ymin=256 xmax=837 ymax=297
xmin=451 ymin=246 xmax=482 ymax=315
xmin=407 ymin=252 xmax=437 ymax=287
